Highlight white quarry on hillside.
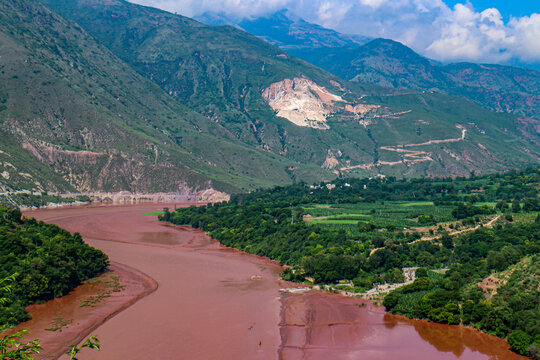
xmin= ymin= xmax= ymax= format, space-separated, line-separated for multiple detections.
xmin=262 ymin=77 xmax=344 ymax=129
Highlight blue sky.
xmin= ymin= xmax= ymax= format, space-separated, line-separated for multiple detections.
xmin=130 ymin=0 xmax=540 ymax=68
xmin=445 ymin=0 xmax=539 ymax=19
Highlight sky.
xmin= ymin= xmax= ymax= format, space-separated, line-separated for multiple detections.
xmin=130 ymin=0 xmax=540 ymax=67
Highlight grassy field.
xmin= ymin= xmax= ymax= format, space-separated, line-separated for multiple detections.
xmin=142 ymin=211 xmax=165 ymax=216
xmin=304 ymin=201 xmax=455 ymax=234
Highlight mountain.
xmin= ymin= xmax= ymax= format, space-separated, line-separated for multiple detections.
xmin=39 ymin=0 xmax=539 ymax=177
xmin=196 ymin=10 xmax=371 ymax=50
xmin=0 ymin=0 xmax=332 ymax=197
xmin=198 ymin=11 xmax=538 ymax=131
xmin=289 ymin=39 xmax=448 ymax=90
xmin=1 ymin=0 xmax=537 ymax=200
xmin=289 ymin=39 xmax=540 ymax=128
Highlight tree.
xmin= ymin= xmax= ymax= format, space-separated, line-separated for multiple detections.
xmin=418 ymin=215 xmax=434 ymax=225
xmin=467 ymin=194 xmax=479 ymax=203
xmin=511 ymin=200 xmax=521 ymax=213
xmin=415 ymin=268 xmax=428 ymax=278
xmin=385 ymin=268 xmax=405 ymax=284
xmin=358 ymin=220 xmax=376 ymax=232
xmin=1 ymin=275 xmax=41 ymax=360
xmin=294 ymin=207 xmax=305 ymax=223
xmin=441 ymin=233 xmax=454 ymax=249
xmin=522 ymin=198 xmax=539 ymax=211
xmin=159 ymin=207 xmax=171 ymax=222
xmin=495 ymin=200 xmax=508 ymax=211
xmin=383 ymin=292 xmax=400 ymax=310
xmin=507 ymin=330 xmax=531 ymax=355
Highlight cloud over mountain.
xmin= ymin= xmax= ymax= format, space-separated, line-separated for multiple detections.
xmin=129 ymin=0 xmax=540 ymax=67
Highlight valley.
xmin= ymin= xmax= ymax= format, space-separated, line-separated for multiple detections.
xmin=0 ymin=0 xmax=535 ymax=207
xmin=15 ymin=203 xmax=526 ymax=360
xmin=0 ymin=0 xmax=538 ymax=359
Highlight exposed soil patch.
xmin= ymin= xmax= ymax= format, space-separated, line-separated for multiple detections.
xmin=7 ymin=263 xmax=156 ymax=360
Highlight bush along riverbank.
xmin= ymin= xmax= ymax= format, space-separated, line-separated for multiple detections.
xmin=0 ymin=207 xmax=109 ymax=330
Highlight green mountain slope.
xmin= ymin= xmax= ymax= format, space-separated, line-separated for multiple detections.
xmin=0 ymin=0 xmax=333 ymax=196
xmin=38 ymin=0 xmax=371 ymax=152
xmin=290 ymin=39 xmax=540 ymax=126
xmin=194 ymin=11 xmax=538 ymax=128
xmin=39 ymin=0 xmax=539 ymax=179
xmin=0 ymin=0 xmax=536 ymax=199
xmin=290 ymin=39 xmax=449 ymax=90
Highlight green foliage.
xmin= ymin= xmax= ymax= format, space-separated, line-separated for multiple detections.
xmin=385 ymin=268 xmax=405 ymax=284
xmin=512 ymin=200 xmax=522 ymax=213
xmin=357 ymin=220 xmax=377 ymax=232
xmin=451 ymin=202 xmax=495 ymax=219
xmin=0 ymin=330 xmax=41 ymax=360
xmin=67 ymin=335 xmax=100 ymax=360
xmin=0 ymin=207 xmax=108 ymax=329
xmin=417 ymin=215 xmax=434 ymax=225
xmin=162 ymin=169 xmax=539 ymax=346
xmin=35 ymin=0 xmax=540 ymax=190
xmin=415 ymin=268 xmax=428 ymax=278
xmin=352 ymin=272 xmax=379 ymax=290
xmin=280 ymin=268 xmax=306 ymax=282
xmin=507 ymin=330 xmax=531 ymax=355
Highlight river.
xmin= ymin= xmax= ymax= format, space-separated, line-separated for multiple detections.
xmin=21 ymin=203 xmax=524 ymax=360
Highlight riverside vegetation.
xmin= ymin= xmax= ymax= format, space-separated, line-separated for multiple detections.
xmin=162 ymin=168 xmax=540 ymax=357
xmin=0 ymin=207 xmax=106 ymax=359
xmin=0 ymin=207 xmax=108 ymax=330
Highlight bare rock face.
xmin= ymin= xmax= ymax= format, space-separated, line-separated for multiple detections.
xmin=344 ymin=104 xmax=380 ymax=115
xmin=262 ymin=78 xmax=344 ymax=129
xmin=78 ymin=188 xmax=230 ymax=204
xmin=20 ymin=141 xmax=203 ymax=193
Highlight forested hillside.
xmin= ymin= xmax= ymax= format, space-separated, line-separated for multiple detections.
xmin=0 ymin=207 xmax=108 ymax=329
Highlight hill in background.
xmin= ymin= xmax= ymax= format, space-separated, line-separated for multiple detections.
xmin=0 ymin=0 xmax=537 ymax=205
xmin=200 ymin=10 xmax=539 ymax=141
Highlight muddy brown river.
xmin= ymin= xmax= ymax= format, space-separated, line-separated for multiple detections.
xmin=23 ymin=203 xmax=524 ymax=360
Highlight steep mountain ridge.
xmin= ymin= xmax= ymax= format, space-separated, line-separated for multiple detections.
xmin=196 ymin=9 xmax=370 ymax=50
xmin=37 ymin=0 xmax=540 ymax=179
xmin=0 ymin=0 xmax=537 ymax=200
xmin=0 ymin=0 xmax=330 ymax=197
xmin=204 ymin=11 xmax=539 ymax=127
xmin=290 ymin=39 xmax=540 ymax=127
xmin=291 ymin=39 xmax=450 ymax=90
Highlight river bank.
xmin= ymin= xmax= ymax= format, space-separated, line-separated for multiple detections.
xmin=7 ymin=262 xmax=156 ymax=360
xmin=19 ymin=203 xmax=525 ymax=359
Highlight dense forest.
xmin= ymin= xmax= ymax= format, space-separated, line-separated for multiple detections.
xmin=0 ymin=207 xmax=108 ymax=330
xmin=162 ymin=168 xmax=539 ymax=357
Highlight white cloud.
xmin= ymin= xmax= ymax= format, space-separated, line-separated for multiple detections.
xmin=481 ymin=8 xmax=503 ymax=27
xmin=317 ymin=1 xmax=353 ymax=28
xmin=358 ymin=0 xmax=387 ymax=9
xmin=509 ymin=13 xmax=540 ymax=61
xmin=130 ymin=0 xmax=290 ymax=18
xmin=425 ymin=4 xmax=540 ymax=64
xmin=128 ymin=0 xmax=540 ymax=66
